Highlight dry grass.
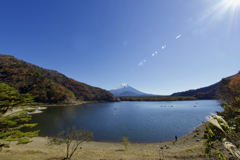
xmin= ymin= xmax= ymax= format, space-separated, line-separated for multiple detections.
xmin=179 ymin=146 xmax=205 ymax=153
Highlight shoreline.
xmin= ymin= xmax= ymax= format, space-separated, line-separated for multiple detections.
xmin=4 ymin=101 xmax=208 ymax=144
xmin=37 ymin=121 xmax=208 ymax=144
xmin=3 ymin=101 xmax=90 ymax=116
xmin=1 ymin=121 xmax=218 ymax=160
xmin=37 ymin=101 xmax=94 ymax=107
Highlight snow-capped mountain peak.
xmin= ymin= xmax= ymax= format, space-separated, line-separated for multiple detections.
xmin=112 ymin=83 xmax=129 ymax=90
xmin=109 ymin=83 xmax=152 ymax=96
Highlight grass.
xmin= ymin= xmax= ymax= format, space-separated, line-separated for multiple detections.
xmin=23 ymin=150 xmax=45 ymax=154
xmin=179 ymin=146 xmax=205 ymax=153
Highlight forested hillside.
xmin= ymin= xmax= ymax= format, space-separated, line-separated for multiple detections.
xmin=171 ymin=82 xmax=220 ymax=98
xmin=170 ymin=73 xmax=239 ymax=100
xmin=0 ymin=54 xmax=115 ymax=103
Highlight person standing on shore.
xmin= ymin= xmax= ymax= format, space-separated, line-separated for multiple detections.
xmin=175 ymin=135 xmax=177 ymax=141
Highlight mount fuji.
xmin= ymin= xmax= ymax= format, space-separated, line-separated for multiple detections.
xmin=109 ymin=83 xmax=154 ymax=97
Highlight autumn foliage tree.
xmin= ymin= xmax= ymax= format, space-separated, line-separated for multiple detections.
xmin=216 ymin=74 xmax=240 ymax=119
xmin=228 ymin=74 xmax=240 ymax=108
xmin=203 ymin=73 xmax=240 ymax=159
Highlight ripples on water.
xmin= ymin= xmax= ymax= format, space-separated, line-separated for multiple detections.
xmin=27 ymin=100 xmax=223 ymax=143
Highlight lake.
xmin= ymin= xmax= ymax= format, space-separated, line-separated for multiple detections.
xmin=26 ymin=100 xmax=223 ymax=143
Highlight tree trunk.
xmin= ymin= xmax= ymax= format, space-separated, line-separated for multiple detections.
xmin=67 ymin=144 xmax=69 ymax=158
xmin=2 ymin=106 xmax=10 ymax=114
xmin=69 ymin=141 xmax=83 ymax=158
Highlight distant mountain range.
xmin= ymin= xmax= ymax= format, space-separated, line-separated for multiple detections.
xmin=109 ymin=83 xmax=155 ymax=97
xmin=110 ymin=72 xmax=239 ymax=99
xmin=109 ymin=82 xmax=220 ymax=98
xmin=1 ymin=54 xmax=238 ymax=102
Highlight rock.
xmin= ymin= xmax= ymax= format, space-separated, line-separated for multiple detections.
xmin=196 ymin=139 xmax=201 ymax=142
xmin=196 ymin=129 xmax=199 ymax=132
xmin=197 ymin=133 xmax=199 ymax=135
xmin=193 ymin=135 xmax=197 ymax=138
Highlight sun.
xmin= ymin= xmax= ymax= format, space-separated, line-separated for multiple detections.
xmin=224 ymin=0 xmax=240 ymax=7
xmin=196 ymin=0 xmax=240 ymax=31
xmin=199 ymin=0 xmax=240 ymax=22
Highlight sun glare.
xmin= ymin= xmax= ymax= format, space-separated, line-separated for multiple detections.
xmin=196 ymin=0 xmax=240 ymax=29
xmin=225 ymin=0 xmax=240 ymax=6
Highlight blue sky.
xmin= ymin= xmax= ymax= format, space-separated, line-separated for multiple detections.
xmin=1 ymin=0 xmax=240 ymax=95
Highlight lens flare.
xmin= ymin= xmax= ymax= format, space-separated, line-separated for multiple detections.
xmin=128 ymin=0 xmax=240 ymax=74
xmin=176 ymin=35 xmax=181 ymax=39
xmin=139 ymin=60 xmax=146 ymax=66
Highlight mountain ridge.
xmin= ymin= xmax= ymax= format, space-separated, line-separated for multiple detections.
xmin=0 ymin=54 xmax=115 ymax=103
xmin=171 ymin=74 xmax=238 ymax=99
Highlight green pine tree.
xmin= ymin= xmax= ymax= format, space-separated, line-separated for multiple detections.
xmin=0 ymin=83 xmax=35 ymax=114
xmin=0 ymin=83 xmax=39 ymax=149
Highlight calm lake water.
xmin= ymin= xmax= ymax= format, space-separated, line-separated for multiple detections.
xmin=26 ymin=100 xmax=223 ymax=143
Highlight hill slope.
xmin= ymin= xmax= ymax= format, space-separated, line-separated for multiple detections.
xmin=171 ymin=74 xmax=238 ymax=99
xmin=171 ymin=82 xmax=220 ymax=97
xmin=0 ymin=54 xmax=115 ymax=103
